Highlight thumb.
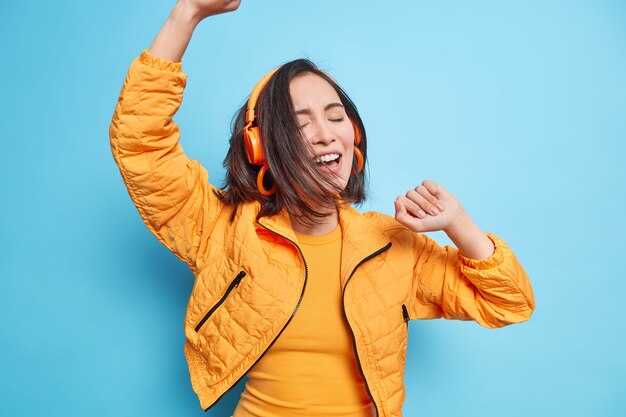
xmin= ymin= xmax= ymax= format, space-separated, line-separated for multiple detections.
xmin=395 ymin=196 xmax=426 ymax=232
xmin=394 ymin=198 xmax=409 ymax=223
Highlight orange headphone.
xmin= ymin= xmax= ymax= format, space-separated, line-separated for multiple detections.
xmin=243 ymin=66 xmax=364 ymax=197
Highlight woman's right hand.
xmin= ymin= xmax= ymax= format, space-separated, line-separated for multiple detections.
xmin=177 ymin=0 xmax=241 ymax=22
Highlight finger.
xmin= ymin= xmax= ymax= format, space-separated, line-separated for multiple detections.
xmin=416 ymin=183 xmax=445 ymax=212
xmin=405 ymin=190 xmax=437 ymax=216
xmin=423 ymin=180 xmax=446 ymax=211
xmin=394 ymin=197 xmax=403 ymax=215
xmin=395 ymin=198 xmax=424 ymax=230
xmin=228 ymin=0 xmax=241 ymax=9
xmin=397 ymin=195 xmax=427 ymax=218
xmin=422 ymin=180 xmax=440 ymax=196
xmin=394 ymin=198 xmax=409 ymax=223
xmin=395 ymin=197 xmax=417 ymax=220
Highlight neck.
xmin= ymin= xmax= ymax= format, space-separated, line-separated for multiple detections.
xmin=290 ymin=209 xmax=339 ymax=236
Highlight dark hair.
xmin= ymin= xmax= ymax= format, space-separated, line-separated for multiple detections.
xmin=215 ymin=58 xmax=368 ymax=227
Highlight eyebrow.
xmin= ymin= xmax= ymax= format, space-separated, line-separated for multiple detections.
xmin=294 ymin=102 xmax=344 ymax=115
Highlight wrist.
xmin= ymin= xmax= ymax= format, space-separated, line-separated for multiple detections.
xmin=443 ymin=211 xmax=494 ymax=260
xmin=172 ymin=1 xmax=204 ymax=28
xmin=443 ymin=210 xmax=471 ymax=237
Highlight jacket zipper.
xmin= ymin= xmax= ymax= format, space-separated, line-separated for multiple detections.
xmin=204 ymin=222 xmax=309 ymax=411
xmin=195 ymin=270 xmax=247 ymax=332
xmin=342 ymin=241 xmax=392 ymax=417
xmin=402 ymin=304 xmax=410 ymax=326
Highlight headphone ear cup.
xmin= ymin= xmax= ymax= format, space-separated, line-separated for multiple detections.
xmin=350 ymin=119 xmax=364 ymax=175
xmin=244 ymin=126 xmax=265 ymax=165
xmin=256 ymin=163 xmax=276 ymax=196
xmin=352 ymin=147 xmax=364 ymax=175
xmin=352 ymin=120 xmax=362 ymax=146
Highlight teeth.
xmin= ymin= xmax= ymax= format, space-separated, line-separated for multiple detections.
xmin=315 ymin=153 xmax=340 ymax=163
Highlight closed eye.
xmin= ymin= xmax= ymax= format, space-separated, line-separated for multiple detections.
xmin=329 ymin=117 xmax=344 ymax=123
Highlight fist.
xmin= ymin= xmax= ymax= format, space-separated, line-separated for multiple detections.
xmin=394 ymin=180 xmax=465 ymax=233
xmin=177 ymin=0 xmax=241 ymax=20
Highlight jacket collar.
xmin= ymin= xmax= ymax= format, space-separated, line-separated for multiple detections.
xmin=255 ymin=203 xmax=391 ymax=284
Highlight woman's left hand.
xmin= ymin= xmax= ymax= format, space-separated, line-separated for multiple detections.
xmin=394 ymin=180 xmax=466 ymax=233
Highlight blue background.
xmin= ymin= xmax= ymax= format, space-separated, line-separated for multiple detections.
xmin=2 ymin=0 xmax=625 ymax=416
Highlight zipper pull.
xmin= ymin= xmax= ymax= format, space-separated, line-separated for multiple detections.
xmin=402 ymin=304 xmax=410 ymax=324
xmin=233 ymin=271 xmax=246 ymax=287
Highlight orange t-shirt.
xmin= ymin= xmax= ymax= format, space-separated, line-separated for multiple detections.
xmin=232 ymin=225 xmax=375 ymax=417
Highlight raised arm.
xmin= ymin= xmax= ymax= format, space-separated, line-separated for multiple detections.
xmin=148 ymin=0 xmax=240 ymax=62
xmin=109 ymin=1 xmax=240 ymax=269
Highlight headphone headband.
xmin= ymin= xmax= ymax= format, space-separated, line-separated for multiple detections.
xmin=245 ymin=67 xmax=280 ymax=126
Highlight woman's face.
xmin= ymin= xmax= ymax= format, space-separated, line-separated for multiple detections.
xmin=289 ymin=72 xmax=355 ymax=191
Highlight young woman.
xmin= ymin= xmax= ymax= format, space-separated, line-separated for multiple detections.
xmin=109 ymin=1 xmax=535 ymax=416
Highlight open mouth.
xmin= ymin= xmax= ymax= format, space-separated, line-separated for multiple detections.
xmin=314 ymin=153 xmax=341 ymax=170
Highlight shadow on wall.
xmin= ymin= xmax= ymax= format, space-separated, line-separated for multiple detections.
xmin=127 ymin=228 xmax=248 ymax=415
xmin=207 ymin=377 xmax=247 ymax=416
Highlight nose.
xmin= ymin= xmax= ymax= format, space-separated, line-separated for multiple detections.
xmin=309 ymin=120 xmax=335 ymax=146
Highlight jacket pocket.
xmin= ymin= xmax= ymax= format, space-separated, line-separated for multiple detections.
xmin=402 ymin=304 xmax=410 ymax=327
xmin=194 ymin=271 xmax=247 ymax=332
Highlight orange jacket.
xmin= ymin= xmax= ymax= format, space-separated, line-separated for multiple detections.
xmin=109 ymin=50 xmax=535 ymax=417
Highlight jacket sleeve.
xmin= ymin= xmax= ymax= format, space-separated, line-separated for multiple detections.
xmin=409 ymin=232 xmax=535 ymax=328
xmin=109 ymin=50 xmax=224 ymax=269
